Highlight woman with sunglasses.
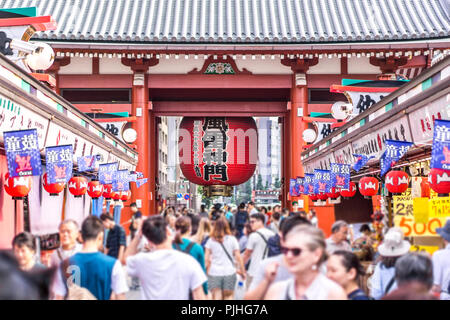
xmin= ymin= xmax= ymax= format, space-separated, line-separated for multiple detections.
xmin=265 ymin=225 xmax=347 ymax=300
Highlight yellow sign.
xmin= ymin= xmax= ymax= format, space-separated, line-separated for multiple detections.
xmin=413 ymin=198 xmax=429 ymax=224
xmin=410 ymin=245 xmax=440 ymax=255
xmin=393 ymin=189 xmax=413 ymax=216
xmin=429 ymin=197 xmax=450 ymax=219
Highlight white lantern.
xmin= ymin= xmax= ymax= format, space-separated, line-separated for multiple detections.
xmin=25 ymin=42 xmax=55 ymax=71
xmin=331 ymin=101 xmax=353 ymax=120
xmin=122 ymin=128 xmax=137 ymax=144
xmin=303 ymin=128 xmax=317 ymax=144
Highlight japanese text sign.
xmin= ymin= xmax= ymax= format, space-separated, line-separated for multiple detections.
xmin=431 ymin=119 xmax=450 ymax=170
xmin=77 ymin=155 xmax=97 ymax=172
xmin=352 ymin=154 xmax=374 ymax=172
xmin=289 ymin=179 xmax=297 ymax=197
xmin=303 ymin=174 xmax=314 ymax=195
xmin=330 ymin=163 xmax=350 ymax=190
xmin=112 ymin=170 xmax=130 ymax=191
xmin=45 ymin=145 xmax=73 ymax=184
xmin=380 ymin=140 xmax=413 ymax=176
xmin=296 ymin=177 xmax=304 ymax=195
xmin=98 ymin=163 xmax=118 ymax=184
xmin=314 ymin=169 xmax=331 ymax=194
xmin=429 ymin=197 xmax=450 ymax=218
xmin=4 ymin=129 xmax=41 ymax=177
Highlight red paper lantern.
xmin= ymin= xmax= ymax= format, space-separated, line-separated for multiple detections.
xmin=340 ymin=182 xmax=357 ymax=198
xmin=359 ymin=177 xmax=379 ymax=197
xmin=179 ymin=117 xmax=257 ymax=195
xmin=120 ymin=190 xmax=131 ymax=202
xmin=68 ymin=176 xmax=88 ymax=197
xmin=326 ymin=187 xmax=341 ymax=200
xmin=87 ymin=180 xmax=103 ymax=199
xmin=42 ymin=172 xmax=65 ymax=196
xmin=428 ymin=168 xmax=450 ymax=195
xmin=317 ymin=193 xmax=328 ymax=201
xmin=102 ymin=184 xmax=113 ymax=199
xmin=110 ymin=191 xmax=121 ymax=201
xmin=385 ymin=170 xmax=409 ymax=194
xmin=4 ymin=173 xmax=32 ymax=199
xmin=309 ymin=194 xmax=319 ymax=201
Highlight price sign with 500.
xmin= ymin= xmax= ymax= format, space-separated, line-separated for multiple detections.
xmin=393 ymin=191 xmax=445 ymax=237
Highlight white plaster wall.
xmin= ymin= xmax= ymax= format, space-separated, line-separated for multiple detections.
xmin=236 ymin=57 xmax=292 ymax=74
xmin=348 ymin=57 xmax=380 ymax=74
xmin=100 ymin=58 xmax=133 ymax=74
xmin=148 ymin=56 xmax=204 ymax=74
xmin=308 ymin=57 xmax=341 ymax=74
xmin=59 ymin=57 xmax=92 ymax=74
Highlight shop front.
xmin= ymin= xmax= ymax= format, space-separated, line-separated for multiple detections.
xmin=0 ymin=53 xmax=138 ymax=254
xmin=300 ymin=55 xmax=449 ymax=250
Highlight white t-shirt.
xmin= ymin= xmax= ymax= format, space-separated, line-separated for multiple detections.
xmin=52 ymin=259 xmax=128 ymax=298
xmin=126 ymin=249 xmax=207 ymax=300
xmin=246 ymin=228 xmax=275 ymax=277
xmin=205 ymin=236 xmax=239 ymax=276
xmin=50 ymin=243 xmax=83 ymax=267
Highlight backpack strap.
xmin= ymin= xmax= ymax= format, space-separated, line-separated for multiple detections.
xmin=384 ymin=276 xmax=396 ymax=295
xmin=219 ymin=240 xmax=235 ymax=267
xmin=255 ymin=231 xmax=269 ymax=258
xmin=184 ymin=241 xmax=196 ymax=254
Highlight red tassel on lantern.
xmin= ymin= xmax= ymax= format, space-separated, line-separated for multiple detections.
xmin=428 ymin=168 xmax=450 ymax=195
xmin=359 ymin=177 xmax=379 ymax=197
xmin=385 ymin=170 xmax=409 ymax=194
xmin=87 ymin=180 xmax=103 ymax=199
xmin=68 ymin=176 xmax=88 ymax=198
xmin=4 ymin=173 xmax=32 ymax=200
xmin=340 ymin=182 xmax=357 ymax=198
xmin=42 ymin=172 xmax=65 ymax=196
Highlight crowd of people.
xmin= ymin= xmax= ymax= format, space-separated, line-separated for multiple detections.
xmin=1 ymin=201 xmax=449 ymax=301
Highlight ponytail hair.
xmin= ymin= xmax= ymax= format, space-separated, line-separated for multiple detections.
xmin=174 ymin=216 xmax=191 ymax=244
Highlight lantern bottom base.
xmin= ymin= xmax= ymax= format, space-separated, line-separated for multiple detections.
xmin=203 ymin=185 xmax=234 ymax=197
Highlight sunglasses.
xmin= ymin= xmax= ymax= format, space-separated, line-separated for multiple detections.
xmin=280 ymin=246 xmax=303 ymax=257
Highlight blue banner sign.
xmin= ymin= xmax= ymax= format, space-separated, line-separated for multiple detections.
xmin=314 ymin=169 xmax=332 ymax=194
xmin=112 ymin=170 xmax=130 ymax=191
xmin=3 ymin=129 xmax=41 ymax=177
xmin=45 ymin=145 xmax=73 ymax=184
xmin=331 ymin=163 xmax=350 ymax=190
xmin=352 ymin=154 xmax=374 ymax=172
xmin=380 ymin=140 xmax=413 ymax=176
xmin=303 ymin=174 xmax=314 ymax=195
xmin=98 ymin=163 xmax=118 ymax=184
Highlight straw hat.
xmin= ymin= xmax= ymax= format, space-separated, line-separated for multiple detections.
xmin=378 ymin=227 xmax=411 ymax=257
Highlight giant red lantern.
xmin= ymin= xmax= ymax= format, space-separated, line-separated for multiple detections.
xmin=385 ymin=170 xmax=409 ymax=194
xmin=42 ymin=172 xmax=65 ymax=196
xmin=4 ymin=173 xmax=32 ymax=199
xmin=102 ymin=184 xmax=113 ymax=199
xmin=327 ymin=187 xmax=341 ymax=200
xmin=359 ymin=177 xmax=379 ymax=197
xmin=68 ymin=176 xmax=88 ymax=197
xmin=179 ymin=117 xmax=257 ymax=196
xmin=428 ymin=168 xmax=450 ymax=195
xmin=87 ymin=180 xmax=103 ymax=199
xmin=340 ymin=182 xmax=357 ymax=198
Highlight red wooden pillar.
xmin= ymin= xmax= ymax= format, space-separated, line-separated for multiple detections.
xmin=282 ymin=58 xmax=318 ymax=211
xmin=122 ymin=58 xmax=159 ymax=216
xmin=282 ymin=114 xmax=290 ymax=209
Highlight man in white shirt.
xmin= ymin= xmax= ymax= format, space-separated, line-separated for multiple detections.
xmin=242 ymin=213 xmax=275 ymax=288
xmin=326 ymin=220 xmax=352 ymax=254
xmin=124 ymin=215 xmax=207 ymax=300
xmin=247 ymin=201 xmax=259 ymax=215
xmin=50 ymin=219 xmax=82 ymax=267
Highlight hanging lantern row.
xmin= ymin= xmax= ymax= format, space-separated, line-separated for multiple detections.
xmin=3 ymin=174 xmax=134 ymax=202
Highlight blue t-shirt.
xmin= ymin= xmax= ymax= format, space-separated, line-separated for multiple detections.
xmin=173 ymin=238 xmax=208 ymax=294
xmin=348 ymin=288 xmax=370 ymax=300
xmin=70 ymin=252 xmax=116 ymax=300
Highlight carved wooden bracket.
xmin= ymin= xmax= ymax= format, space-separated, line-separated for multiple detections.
xmin=369 ymin=56 xmax=408 ymax=73
xmin=188 ymin=55 xmax=252 ymax=75
xmin=281 ymin=57 xmax=319 ymax=73
xmin=48 ymin=57 xmax=71 ymax=73
xmin=121 ymin=57 xmax=159 ymax=73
